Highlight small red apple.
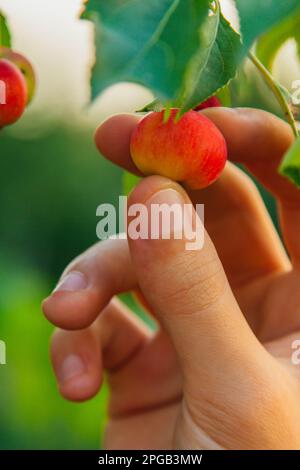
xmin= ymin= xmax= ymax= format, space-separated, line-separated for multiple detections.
xmin=0 ymin=58 xmax=27 ymax=128
xmin=194 ymin=96 xmax=221 ymax=111
xmin=0 ymin=47 xmax=36 ymax=104
xmin=130 ymin=109 xmax=227 ymax=190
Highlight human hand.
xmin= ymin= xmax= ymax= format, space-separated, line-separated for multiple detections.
xmin=42 ymin=108 xmax=300 ymax=449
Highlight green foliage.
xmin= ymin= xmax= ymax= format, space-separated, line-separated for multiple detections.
xmin=235 ymin=0 xmax=300 ymax=50
xmin=0 ymin=260 xmax=108 ymax=449
xmin=82 ymin=0 xmax=300 ymax=187
xmin=82 ymin=0 xmax=241 ymax=110
xmin=82 ymin=0 xmax=211 ymax=104
xmin=0 ymin=12 xmax=11 ymax=47
xmin=0 ymin=126 xmax=122 ymax=279
xmin=256 ymin=8 xmax=300 ymax=70
xmin=82 ymin=0 xmax=300 ymax=113
xmin=280 ymin=136 xmax=300 ymax=186
xmin=0 ymin=122 xmax=124 ymax=449
xmin=180 ymin=7 xmax=241 ymax=113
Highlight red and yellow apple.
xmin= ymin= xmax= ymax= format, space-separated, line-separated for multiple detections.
xmin=0 ymin=47 xmax=36 ymax=104
xmin=130 ymin=109 xmax=227 ymax=190
xmin=0 ymin=58 xmax=27 ymax=128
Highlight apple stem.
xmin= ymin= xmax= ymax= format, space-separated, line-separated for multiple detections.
xmin=248 ymin=51 xmax=299 ymax=139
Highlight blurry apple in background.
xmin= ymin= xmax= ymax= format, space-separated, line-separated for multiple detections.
xmin=0 ymin=58 xmax=27 ymax=127
xmin=0 ymin=47 xmax=36 ymax=103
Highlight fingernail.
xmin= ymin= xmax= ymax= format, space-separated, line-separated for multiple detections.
xmin=58 ymin=354 xmax=86 ymax=384
xmin=145 ymin=188 xmax=191 ymax=239
xmin=53 ymin=271 xmax=88 ymax=293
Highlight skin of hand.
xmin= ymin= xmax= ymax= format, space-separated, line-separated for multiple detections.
xmin=42 ymin=108 xmax=300 ymax=450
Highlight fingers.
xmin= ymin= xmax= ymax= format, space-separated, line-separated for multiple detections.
xmin=201 ymin=108 xmax=293 ymax=166
xmin=95 ymin=113 xmax=141 ymax=175
xmin=51 ymin=322 xmax=102 ymax=402
xmin=126 ymin=176 xmax=272 ymax=400
xmin=42 ymin=238 xmax=137 ymax=330
xmin=51 ymin=298 xmax=152 ymax=402
xmin=202 ymin=107 xmax=300 ymax=265
xmin=189 ymin=163 xmax=290 ymax=287
xmin=51 ymin=298 xmax=182 ymax=415
xmin=95 ymin=111 xmax=290 ymax=286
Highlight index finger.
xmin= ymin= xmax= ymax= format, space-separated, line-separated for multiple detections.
xmin=95 ymin=108 xmax=294 ymax=183
xmin=202 ymin=108 xmax=299 ymax=265
xmin=95 ymin=109 xmax=290 ymax=281
xmin=95 ymin=113 xmax=142 ymax=175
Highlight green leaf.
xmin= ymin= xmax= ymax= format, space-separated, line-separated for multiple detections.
xmin=0 ymin=12 xmax=11 ymax=48
xmin=82 ymin=0 xmax=210 ymax=103
xmin=279 ymin=136 xmax=300 ymax=187
xmin=137 ymin=99 xmax=164 ymax=113
xmin=235 ymin=0 xmax=300 ymax=50
xmin=256 ymin=8 xmax=300 ymax=70
xmin=180 ymin=8 xmax=241 ymax=113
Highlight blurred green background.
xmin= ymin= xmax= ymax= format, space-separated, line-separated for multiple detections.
xmin=0 ymin=0 xmax=149 ymax=449
xmin=0 ymin=122 xmax=120 ymax=449
xmin=0 ymin=0 xmax=299 ymax=450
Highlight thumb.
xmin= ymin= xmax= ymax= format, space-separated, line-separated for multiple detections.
xmin=127 ymin=176 xmax=274 ymax=408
